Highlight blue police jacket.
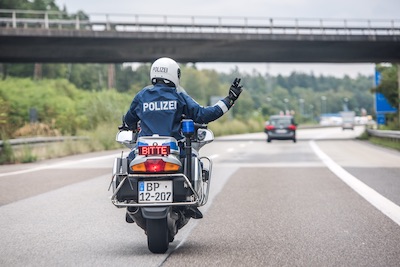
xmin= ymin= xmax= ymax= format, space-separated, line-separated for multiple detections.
xmin=124 ymin=83 xmax=230 ymax=141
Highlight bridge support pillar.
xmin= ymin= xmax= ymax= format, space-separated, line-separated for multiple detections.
xmin=108 ymin=64 xmax=115 ymax=89
xmin=34 ymin=63 xmax=42 ymax=80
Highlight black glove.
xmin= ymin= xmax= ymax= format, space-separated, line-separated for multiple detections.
xmin=225 ymin=78 xmax=243 ymax=107
xmin=229 ymin=78 xmax=242 ymax=101
xmin=118 ymin=122 xmax=129 ymax=131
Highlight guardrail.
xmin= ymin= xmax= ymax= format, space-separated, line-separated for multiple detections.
xmin=1 ymin=9 xmax=399 ymax=35
xmin=0 ymin=136 xmax=88 ymax=148
xmin=367 ymin=129 xmax=400 ymax=140
xmin=1 ymin=128 xmax=398 ymax=149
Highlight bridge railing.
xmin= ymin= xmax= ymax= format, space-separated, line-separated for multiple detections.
xmin=1 ymin=9 xmax=399 ymax=35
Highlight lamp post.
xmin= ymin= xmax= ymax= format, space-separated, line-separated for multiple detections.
xmin=321 ymin=96 xmax=327 ymax=114
xmin=299 ymin=98 xmax=304 ymax=115
xmin=265 ymin=97 xmax=272 ymax=116
xmin=309 ymin=104 xmax=314 ymax=121
xmin=298 ymin=98 xmax=304 ymax=123
xmin=343 ymin=97 xmax=349 ymax=111
xmin=284 ymin=98 xmax=289 ymax=114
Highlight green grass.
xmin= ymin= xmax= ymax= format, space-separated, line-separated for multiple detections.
xmin=19 ymin=146 xmax=38 ymax=163
xmin=368 ymin=136 xmax=400 ymax=151
xmin=357 ymin=129 xmax=400 ymax=151
xmin=0 ymin=139 xmax=15 ymax=164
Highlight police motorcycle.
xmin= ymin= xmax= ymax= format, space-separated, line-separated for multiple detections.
xmin=110 ymin=119 xmax=214 ymax=253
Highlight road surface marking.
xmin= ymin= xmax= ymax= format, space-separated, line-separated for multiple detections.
xmin=310 ymin=140 xmax=400 ymax=226
xmin=0 ymin=154 xmax=119 ymax=177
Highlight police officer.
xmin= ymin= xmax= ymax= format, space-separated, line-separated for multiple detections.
xmin=122 ymin=57 xmax=243 ymax=146
xmin=121 ymin=57 xmax=242 ymax=219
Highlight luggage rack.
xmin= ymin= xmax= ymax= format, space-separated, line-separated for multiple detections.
xmin=110 ymin=173 xmax=202 ymax=208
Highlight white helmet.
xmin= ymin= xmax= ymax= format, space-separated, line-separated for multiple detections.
xmin=150 ymin=57 xmax=181 ymax=87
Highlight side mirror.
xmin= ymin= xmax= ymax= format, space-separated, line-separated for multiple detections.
xmin=197 ymin=129 xmax=214 ymax=144
xmin=116 ymin=130 xmax=136 ymax=149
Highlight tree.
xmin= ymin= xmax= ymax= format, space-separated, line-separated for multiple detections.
xmin=374 ymin=64 xmax=398 ymax=109
xmin=68 ymin=64 xmax=107 ymax=91
xmin=0 ymin=0 xmax=31 ymax=10
xmin=0 ymin=0 xmax=60 ymax=11
xmin=115 ymin=64 xmax=135 ymax=92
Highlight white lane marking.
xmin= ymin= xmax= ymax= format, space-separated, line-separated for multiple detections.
xmin=310 ymin=140 xmax=400 ymax=226
xmin=0 ymin=154 xmax=119 ymax=177
xmin=171 ymin=164 xmax=239 ymax=253
xmin=217 ymin=162 xmax=323 ymax=168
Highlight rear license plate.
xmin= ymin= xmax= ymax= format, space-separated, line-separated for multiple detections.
xmin=276 ymin=129 xmax=287 ymax=133
xmin=138 ymin=180 xmax=173 ymax=203
xmin=138 ymin=146 xmax=170 ymax=156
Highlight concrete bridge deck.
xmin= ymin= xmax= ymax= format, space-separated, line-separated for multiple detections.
xmin=0 ymin=11 xmax=399 ymax=63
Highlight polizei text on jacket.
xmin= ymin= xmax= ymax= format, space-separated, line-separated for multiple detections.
xmin=143 ymin=101 xmax=177 ymax=112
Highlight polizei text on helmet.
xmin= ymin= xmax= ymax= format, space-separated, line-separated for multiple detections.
xmin=152 ymin=67 xmax=168 ymax=73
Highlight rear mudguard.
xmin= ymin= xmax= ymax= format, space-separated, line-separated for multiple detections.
xmin=141 ymin=207 xmax=179 ymax=239
xmin=141 ymin=207 xmax=170 ymax=219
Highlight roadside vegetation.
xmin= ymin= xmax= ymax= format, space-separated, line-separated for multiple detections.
xmin=358 ymin=129 xmax=400 ymax=152
xmin=367 ymin=137 xmax=400 ymax=152
xmin=1 ymin=1 xmax=398 ymax=164
xmin=0 ymin=64 xmax=380 ymax=164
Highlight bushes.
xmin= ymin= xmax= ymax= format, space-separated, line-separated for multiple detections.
xmin=81 ymin=90 xmax=131 ymax=130
xmin=209 ymin=118 xmax=264 ymax=137
xmin=0 ymin=78 xmax=132 ymax=163
xmin=0 ymin=78 xmax=131 ymax=137
xmin=0 ymin=78 xmax=82 ymax=135
xmin=80 ymin=122 xmax=122 ymax=151
xmin=1 ymin=76 xmax=264 ymax=140
xmin=0 ymin=77 xmax=266 ymax=164
xmin=0 ymin=139 xmax=15 ymax=164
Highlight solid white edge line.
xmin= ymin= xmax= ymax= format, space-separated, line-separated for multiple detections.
xmin=309 ymin=140 xmax=400 ymax=226
xmin=0 ymin=153 xmax=119 ymax=177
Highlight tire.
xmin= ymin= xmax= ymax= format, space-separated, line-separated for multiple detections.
xmin=293 ymin=138 xmax=297 ymax=143
xmin=146 ymin=218 xmax=169 ymax=254
xmin=267 ymin=138 xmax=271 ymax=143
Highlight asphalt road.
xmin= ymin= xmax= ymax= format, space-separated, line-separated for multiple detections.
xmin=1 ymin=126 xmax=399 ymax=267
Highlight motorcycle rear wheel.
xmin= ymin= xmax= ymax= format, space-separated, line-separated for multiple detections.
xmin=146 ymin=218 xmax=169 ymax=254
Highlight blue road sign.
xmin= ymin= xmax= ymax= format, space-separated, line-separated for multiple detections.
xmin=375 ymin=93 xmax=397 ymax=114
xmin=374 ymin=70 xmax=397 ymax=114
xmin=374 ymin=70 xmax=381 ymax=86
xmin=376 ymin=113 xmax=386 ymax=125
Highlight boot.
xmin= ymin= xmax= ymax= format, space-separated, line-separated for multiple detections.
xmin=186 ymin=206 xmax=203 ymax=219
xmin=125 ymin=212 xmax=135 ymax=223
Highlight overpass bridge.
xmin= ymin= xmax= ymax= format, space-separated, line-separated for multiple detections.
xmin=0 ymin=10 xmax=399 ymax=63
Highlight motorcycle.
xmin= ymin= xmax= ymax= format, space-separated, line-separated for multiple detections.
xmin=109 ymin=119 xmax=214 ymax=253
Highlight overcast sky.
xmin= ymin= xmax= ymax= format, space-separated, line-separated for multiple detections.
xmin=55 ymin=0 xmax=400 ymax=77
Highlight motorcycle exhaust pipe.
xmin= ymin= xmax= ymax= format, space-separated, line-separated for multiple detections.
xmin=127 ymin=206 xmax=139 ymax=215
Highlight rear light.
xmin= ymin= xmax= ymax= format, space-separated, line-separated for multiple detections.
xmin=265 ymin=125 xmax=275 ymax=131
xmin=131 ymin=159 xmax=180 ymax=173
xmin=288 ymin=124 xmax=297 ymax=131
